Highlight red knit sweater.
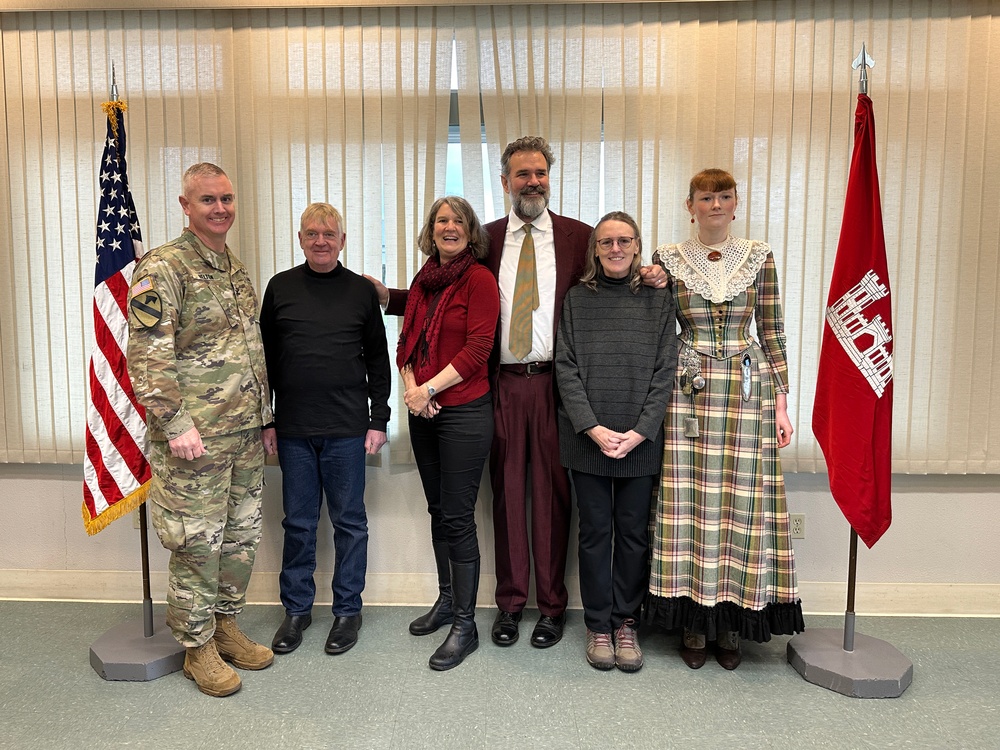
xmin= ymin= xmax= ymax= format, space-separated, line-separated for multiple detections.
xmin=407 ymin=263 xmax=499 ymax=407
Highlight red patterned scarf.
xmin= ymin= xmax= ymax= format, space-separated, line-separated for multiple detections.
xmin=396 ymin=249 xmax=477 ymax=375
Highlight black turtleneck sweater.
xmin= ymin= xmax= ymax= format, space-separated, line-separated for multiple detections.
xmin=260 ymin=261 xmax=391 ymax=438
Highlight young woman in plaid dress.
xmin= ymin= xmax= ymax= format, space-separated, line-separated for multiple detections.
xmin=647 ymin=169 xmax=805 ymax=670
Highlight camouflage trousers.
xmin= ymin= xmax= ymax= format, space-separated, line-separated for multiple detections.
xmin=148 ymin=428 xmax=264 ymax=648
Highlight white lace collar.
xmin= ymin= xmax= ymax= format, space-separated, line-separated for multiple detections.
xmin=655 ymin=236 xmax=770 ymax=303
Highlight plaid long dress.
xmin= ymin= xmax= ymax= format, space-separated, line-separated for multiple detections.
xmin=647 ymin=238 xmax=804 ymax=643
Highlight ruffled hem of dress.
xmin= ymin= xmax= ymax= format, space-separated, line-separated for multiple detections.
xmin=644 ymin=594 xmax=805 ymax=643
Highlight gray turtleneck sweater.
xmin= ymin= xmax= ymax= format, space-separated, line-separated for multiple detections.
xmin=554 ymin=271 xmax=678 ymax=477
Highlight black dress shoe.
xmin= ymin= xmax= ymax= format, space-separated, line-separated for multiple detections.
xmin=272 ymin=614 xmax=312 ymax=654
xmin=530 ymin=612 xmax=566 ymax=648
xmin=325 ymin=614 xmax=362 ymax=655
xmin=490 ymin=610 xmax=522 ymax=646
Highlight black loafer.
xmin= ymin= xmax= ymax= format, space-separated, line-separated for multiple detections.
xmin=271 ymin=614 xmax=312 ymax=654
xmin=325 ymin=614 xmax=362 ymax=655
xmin=490 ymin=610 xmax=522 ymax=646
xmin=530 ymin=612 xmax=566 ymax=649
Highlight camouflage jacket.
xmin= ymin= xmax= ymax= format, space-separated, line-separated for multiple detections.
xmin=127 ymin=230 xmax=272 ymax=441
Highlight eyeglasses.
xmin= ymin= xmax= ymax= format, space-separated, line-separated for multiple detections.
xmin=596 ymin=237 xmax=635 ymax=250
xmin=303 ymin=231 xmax=340 ymax=242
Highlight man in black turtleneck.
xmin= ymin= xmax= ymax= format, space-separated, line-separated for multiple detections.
xmin=259 ymin=203 xmax=391 ymax=658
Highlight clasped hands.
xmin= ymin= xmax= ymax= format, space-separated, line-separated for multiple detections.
xmin=403 ymin=384 xmax=441 ymax=419
xmin=586 ymin=425 xmax=646 ymax=459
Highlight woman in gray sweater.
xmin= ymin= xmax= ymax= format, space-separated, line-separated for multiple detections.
xmin=555 ymin=211 xmax=678 ymax=672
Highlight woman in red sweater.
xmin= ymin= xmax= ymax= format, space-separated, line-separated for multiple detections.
xmin=397 ymin=196 xmax=500 ymax=671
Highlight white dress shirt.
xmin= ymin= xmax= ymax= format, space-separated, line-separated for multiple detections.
xmin=498 ymin=209 xmax=557 ymax=364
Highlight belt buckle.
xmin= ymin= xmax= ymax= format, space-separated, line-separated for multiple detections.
xmin=525 ymin=362 xmax=543 ymax=376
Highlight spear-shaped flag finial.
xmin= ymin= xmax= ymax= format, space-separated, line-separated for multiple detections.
xmin=852 ymin=43 xmax=875 ymax=95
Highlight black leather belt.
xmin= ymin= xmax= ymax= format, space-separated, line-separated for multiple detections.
xmin=500 ymin=361 xmax=553 ymax=376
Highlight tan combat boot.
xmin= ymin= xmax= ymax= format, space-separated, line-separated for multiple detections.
xmin=183 ymin=640 xmax=242 ymax=697
xmin=213 ymin=613 xmax=275 ymax=670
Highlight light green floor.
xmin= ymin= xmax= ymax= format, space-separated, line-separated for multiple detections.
xmin=0 ymin=601 xmax=995 ymax=749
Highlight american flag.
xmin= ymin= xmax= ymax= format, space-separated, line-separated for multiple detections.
xmin=82 ymin=100 xmax=151 ymax=535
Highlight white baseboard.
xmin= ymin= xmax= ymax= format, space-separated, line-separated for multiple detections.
xmin=794 ymin=581 xmax=1000 ymax=617
xmin=2 ymin=569 xmax=998 ymax=617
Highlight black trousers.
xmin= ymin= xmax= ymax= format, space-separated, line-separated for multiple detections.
xmin=409 ymin=393 xmax=493 ymax=564
xmin=571 ymin=471 xmax=655 ymax=633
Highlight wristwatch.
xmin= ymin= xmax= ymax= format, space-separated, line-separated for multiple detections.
xmin=426 ymin=384 xmax=437 ymax=397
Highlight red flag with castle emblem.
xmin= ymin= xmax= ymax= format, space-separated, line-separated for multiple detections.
xmin=82 ymin=100 xmax=150 ymax=534
xmin=812 ymin=93 xmax=893 ymax=548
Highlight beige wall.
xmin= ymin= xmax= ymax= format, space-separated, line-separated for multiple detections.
xmin=2 ymin=464 xmax=997 ymax=616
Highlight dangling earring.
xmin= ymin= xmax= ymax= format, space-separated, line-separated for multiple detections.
xmin=733 ymin=214 xmax=736 ymax=220
xmin=690 ymin=217 xmax=695 ymax=224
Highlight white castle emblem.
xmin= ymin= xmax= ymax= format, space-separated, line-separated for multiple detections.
xmin=826 ymin=270 xmax=893 ymax=397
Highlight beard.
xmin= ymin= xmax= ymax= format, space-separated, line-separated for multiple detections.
xmin=512 ymin=189 xmax=549 ymax=221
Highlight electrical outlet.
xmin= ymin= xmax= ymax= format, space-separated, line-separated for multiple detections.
xmin=789 ymin=513 xmax=805 ymax=539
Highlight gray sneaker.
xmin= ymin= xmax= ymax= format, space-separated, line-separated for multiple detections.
xmin=586 ymin=629 xmax=615 ymax=670
xmin=614 ymin=619 xmax=643 ymax=672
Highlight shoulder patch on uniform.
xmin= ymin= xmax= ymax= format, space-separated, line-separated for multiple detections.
xmin=131 ymin=276 xmax=154 ymax=296
xmin=130 ymin=290 xmax=163 ymax=328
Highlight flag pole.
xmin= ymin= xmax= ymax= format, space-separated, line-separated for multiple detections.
xmin=786 ymin=44 xmax=912 ymax=698
xmin=109 ymin=62 xmax=156 ymax=641
xmin=88 ymin=64 xmax=185 ymax=680
xmin=840 ymin=43 xmax=872 ymax=657
xmin=844 ymin=528 xmax=858 ymax=651
xmin=138 ymin=490 xmax=155 ymax=638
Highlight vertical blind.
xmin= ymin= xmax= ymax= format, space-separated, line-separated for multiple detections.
xmin=1 ymin=2 xmax=998 ymax=472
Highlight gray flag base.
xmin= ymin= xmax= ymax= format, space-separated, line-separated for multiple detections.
xmin=787 ymin=615 xmax=913 ymax=698
xmin=90 ymin=605 xmax=185 ymax=681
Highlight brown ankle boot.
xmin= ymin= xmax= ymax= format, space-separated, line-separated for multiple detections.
xmin=213 ymin=614 xmax=274 ymax=670
xmin=715 ymin=630 xmax=742 ymax=670
xmin=680 ymin=628 xmax=707 ymax=669
xmin=183 ymin=640 xmax=242 ymax=697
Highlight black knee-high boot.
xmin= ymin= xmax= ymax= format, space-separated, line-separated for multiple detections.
xmin=409 ymin=540 xmax=454 ymax=636
xmin=428 ymin=559 xmax=479 ymax=671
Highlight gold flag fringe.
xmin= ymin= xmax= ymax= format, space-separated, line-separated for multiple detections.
xmin=83 ymin=480 xmax=149 ymax=536
xmin=100 ymin=99 xmax=128 ymax=141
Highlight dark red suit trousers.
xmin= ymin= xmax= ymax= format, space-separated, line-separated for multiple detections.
xmin=490 ymin=368 xmax=571 ymax=615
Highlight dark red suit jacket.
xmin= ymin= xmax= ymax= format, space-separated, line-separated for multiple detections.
xmin=482 ymin=211 xmax=592 ymax=380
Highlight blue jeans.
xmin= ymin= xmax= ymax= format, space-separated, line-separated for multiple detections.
xmin=277 ymin=435 xmax=368 ymax=617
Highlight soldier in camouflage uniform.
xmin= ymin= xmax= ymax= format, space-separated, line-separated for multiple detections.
xmin=127 ymin=162 xmax=275 ymax=697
